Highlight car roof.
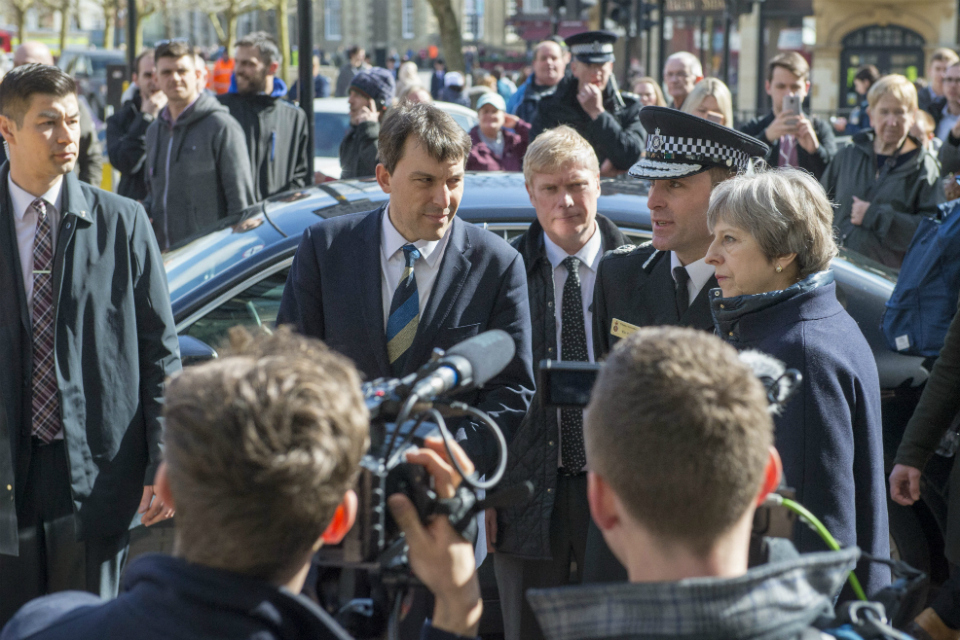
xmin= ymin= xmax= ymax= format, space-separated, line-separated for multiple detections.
xmin=313 ymin=97 xmax=479 ymax=120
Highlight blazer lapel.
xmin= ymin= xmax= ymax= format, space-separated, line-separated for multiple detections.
xmin=637 ymin=253 xmax=680 ymax=326
xmin=404 ymin=218 xmax=470 ymax=373
xmin=358 ymin=206 xmax=391 ymax=378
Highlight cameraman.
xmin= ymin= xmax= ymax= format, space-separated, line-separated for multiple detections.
xmin=524 ymin=327 xmax=875 ymax=640
xmin=0 ymin=328 xmax=482 ymax=640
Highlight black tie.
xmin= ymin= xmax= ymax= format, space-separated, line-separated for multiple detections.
xmin=674 ymin=266 xmax=690 ymax=318
xmin=560 ymin=257 xmax=588 ymax=472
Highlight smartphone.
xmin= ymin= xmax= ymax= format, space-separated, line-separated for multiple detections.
xmin=705 ymin=111 xmax=724 ymax=124
xmin=782 ymin=94 xmax=802 ymax=116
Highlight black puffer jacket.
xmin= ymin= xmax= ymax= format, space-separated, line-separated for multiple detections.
xmin=496 ymin=215 xmax=628 ymax=559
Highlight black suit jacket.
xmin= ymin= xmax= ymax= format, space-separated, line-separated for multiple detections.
xmin=738 ymin=112 xmax=837 ymax=181
xmin=593 ymin=243 xmax=718 ymax=359
xmin=0 ymin=167 xmax=181 ymax=554
xmin=276 ymin=206 xmax=535 ymax=474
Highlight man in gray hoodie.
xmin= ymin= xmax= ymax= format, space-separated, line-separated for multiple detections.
xmin=144 ymin=40 xmax=255 ymax=250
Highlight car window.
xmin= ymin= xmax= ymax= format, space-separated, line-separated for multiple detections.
xmin=181 ymin=270 xmax=288 ymax=347
xmin=448 ymin=112 xmax=478 ymax=132
xmin=315 ymin=112 xmax=352 ymax=158
xmin=478 ymin=222 xmax=649 ymax=244
xmin=89 ymin=57 xmax=119 ymax=75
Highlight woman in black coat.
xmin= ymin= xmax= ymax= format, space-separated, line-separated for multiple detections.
xmin=705 ymin=168 xmax=890 ymax=599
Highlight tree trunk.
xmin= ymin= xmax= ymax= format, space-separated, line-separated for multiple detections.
xmin=102 ymin=0 xmax=115 ymax=48
xmin=208 ymin=13 xmax=227 ymax=47
xmin=425 ymin=0 xmax=465 ymax=72
xmin=16 ymin=8 xmax=26 ymax=46
xmin=277 ymin=0 xmax=290 ymax=84
xmin=135 ymin=12 xmax=146 ymax=53
xmin=59 ymin=5 xmax=70 ymax=55
xmin=225 ymin=10 xmax=238 ymax=53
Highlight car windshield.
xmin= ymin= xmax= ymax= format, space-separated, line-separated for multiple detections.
xmin=315 ymin=112 xmax=352 ymax=158
xmin=90 ymin=56 xmax=122 ymax=74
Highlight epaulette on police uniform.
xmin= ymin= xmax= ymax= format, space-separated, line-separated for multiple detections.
xmin=610 ymin=242 xmax=639 ymax=256
xmin=620 ymin=91 xmax=640 ymax=105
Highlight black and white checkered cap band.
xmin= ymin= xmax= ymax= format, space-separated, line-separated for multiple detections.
xmin=645 ymin=132 xmax=750 ymax=169
xmin=570 ymin=42 xmax=614 ymax=55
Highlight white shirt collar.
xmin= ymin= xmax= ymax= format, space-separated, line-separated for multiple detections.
xmin=670 ymin=252 xmax=714 ymax=293
xmin=380 ymin=204 xmax=449 ymax=268
xmin=9 ymin=175 xmax=63 ymax=223
xmin=542 ymin=222 xmax=603 ymax=272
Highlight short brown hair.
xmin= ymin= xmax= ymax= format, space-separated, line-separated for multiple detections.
xmin=585 ymin=327 xmax=772 ymax=550
xmin=930 ymin=47 xmax=960 ymax=66
xmin=707 ymin=167 xmax=838 ymax=279
xmin=163 ymin=326 xmax=370 ymax=583
xmin=522 ymin=125 xmax=599 ymax=185
xmin=155 ymin=40 xmax=196 ymax=63
xmin=767 ymin=51 xmax=809 ymax=83
xmin=377 ymin=102 xmax=471 ymax=174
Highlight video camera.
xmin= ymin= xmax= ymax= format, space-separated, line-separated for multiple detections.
xmin=315 ymin=330 xmax=532 ymax=636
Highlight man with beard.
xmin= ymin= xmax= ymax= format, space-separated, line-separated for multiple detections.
xmin=106 ymin=49 xmax=166 ymax=201
xmin=531 ymin=31 xmax=644 ymax=177
xmin=218 ymin=32 xmax=310 ymax=200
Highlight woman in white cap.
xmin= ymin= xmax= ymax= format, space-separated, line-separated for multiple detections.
xmin=440 ymin=71 xmax=470 ymax=107
xmin=467 ymin=92 xmax=531 ymax=171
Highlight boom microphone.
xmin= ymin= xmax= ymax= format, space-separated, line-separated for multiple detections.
xmin=410 ymin=330 xmax=516 ymax=399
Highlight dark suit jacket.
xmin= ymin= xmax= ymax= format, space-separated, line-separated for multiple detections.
xmin=0 ymin=167 xmax=181 ymax=554
xmin=738 ymin=113 xmax=837 ymax=181
xmin=592 ymin=243 xmax=717 ymax=359
xmin=275 ymin=206 xmax=535 ymax=474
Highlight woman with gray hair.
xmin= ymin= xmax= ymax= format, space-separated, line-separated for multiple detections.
xmin=705 ymin=168 xmax=890 ymax=599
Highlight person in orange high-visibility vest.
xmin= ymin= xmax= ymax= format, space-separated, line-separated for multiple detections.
xmin=210 ymin=54 xmax=234 ymax=94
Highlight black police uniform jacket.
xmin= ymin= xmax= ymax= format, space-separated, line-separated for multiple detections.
xmin=495 ymin=215 xmax=628 ymax=559
xmin=592 ymin=242 xmax=718 ymax=359
xmin=531 ymin=76 xmax=645 ymax=171
xmin=0 ymin=167 xmax=181 ymax=554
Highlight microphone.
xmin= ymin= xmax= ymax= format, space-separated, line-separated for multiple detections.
xmin=410 ymin=329 xmax=516 ymax=399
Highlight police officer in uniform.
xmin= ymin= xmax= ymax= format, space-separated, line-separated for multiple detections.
xmin=531 ymin=31 xmax=645 ymax=176
xmin=585 ymin=107 xmax=768 ymax=582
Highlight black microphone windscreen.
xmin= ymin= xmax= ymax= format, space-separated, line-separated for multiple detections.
xmin=446 ymin=329 xmax=516 ymax=387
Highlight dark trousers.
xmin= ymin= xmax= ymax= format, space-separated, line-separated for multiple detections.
xmin=0 ymin=439 xmax=128 ymax=626
xmin=933 ymin=563 xmax=960 ymax=629
xmin=582 ymin=518 xmax=628 ymax=584
xmin=493 ymin=473 xmax=590 ymax=640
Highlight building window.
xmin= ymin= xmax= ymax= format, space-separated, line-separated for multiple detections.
xmin=325 ymin=0 xmax=342 ymax=40
xmin=462 ymin=0 xmax=484 ymax=39
xmin=524 ymin=0 xmax=547 ymax=13
xmin=402 ymin=0 xmax=415 ymax=39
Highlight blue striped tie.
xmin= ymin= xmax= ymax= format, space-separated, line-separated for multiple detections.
xmin=387 ymin=244 xmax=421 ymax=375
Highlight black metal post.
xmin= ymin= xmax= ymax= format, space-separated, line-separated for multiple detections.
xmin=127 ymin=0 xmax=137 ymax=73
xmin=298 ymin=0 xmax=314 ymax=183
xmin=722 ymin=0 xmax=732 ymax=87
xmin=656 ymin=0 xmax=666 ymax=84
xmin=645 ymin=3 xmax=653 ymax=77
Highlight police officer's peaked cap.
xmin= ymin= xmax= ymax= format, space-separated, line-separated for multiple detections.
xmin=565 ymin=30 xmax=618 ymax=64
xmin=628 ymin=106 xmax=769 ymax=180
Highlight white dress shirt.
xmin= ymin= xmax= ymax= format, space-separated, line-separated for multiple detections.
xmin=380 ymin=204 xmax=453 ymax=329
xmin=670 ymin=252 xmax=714 ymax=307
xmin=543 ymin=225 xmax=603 ymax=472
xmin=9 ymin=175 xmax=64 ymax=320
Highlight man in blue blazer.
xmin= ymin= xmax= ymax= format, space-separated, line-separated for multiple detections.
xmin=277 ymin=102 xmax=534 ymax=475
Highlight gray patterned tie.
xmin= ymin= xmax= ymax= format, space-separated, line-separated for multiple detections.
xmin=30 ymin=198 xmax=61 ymax=443
xmin=560 ymin=257 xmax=587 ymax=472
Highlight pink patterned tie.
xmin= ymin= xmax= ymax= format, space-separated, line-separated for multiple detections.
xmin=30 ymin=197 xmax=61 ymax=443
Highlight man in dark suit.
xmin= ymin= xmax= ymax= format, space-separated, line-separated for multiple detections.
xmin=277 ymin=102 xmax=534 ymax=476
xmin=0 ymin=64 xmax=181 ymax=624
xmin=490 ymin=126 xmax=629 ymax=640
xmin=739 ymin=51 xmax=836 ymax=181
xmin=586 ymin=107 xmax=768 ymax=582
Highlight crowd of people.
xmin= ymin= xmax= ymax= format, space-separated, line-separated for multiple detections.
xmin=1 ymin=23 xmax=960 ymax=640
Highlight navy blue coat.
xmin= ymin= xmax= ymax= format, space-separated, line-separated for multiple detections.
xmin=276 ymin=206 xmax=535 ymax=474
xmin=0 ymin=168 xmax=181 ymax=554
xmin=711 ymin=273 xmax=890 ymax=598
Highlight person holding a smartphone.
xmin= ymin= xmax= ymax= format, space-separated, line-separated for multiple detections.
xmin=739 ymin=51 xmax=837 ymax=181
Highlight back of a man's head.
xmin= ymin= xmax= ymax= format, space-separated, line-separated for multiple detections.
xmin=162 ymin=327 xmax=370 ymax=583
xmin=14 ymin=41 xmax=53 ymax=67
xmin=585 ymin=327 xmax=773 ymax=551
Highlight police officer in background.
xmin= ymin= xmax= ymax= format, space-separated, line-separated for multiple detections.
xmin=531 ymin=30 xmax=645 ymax=177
